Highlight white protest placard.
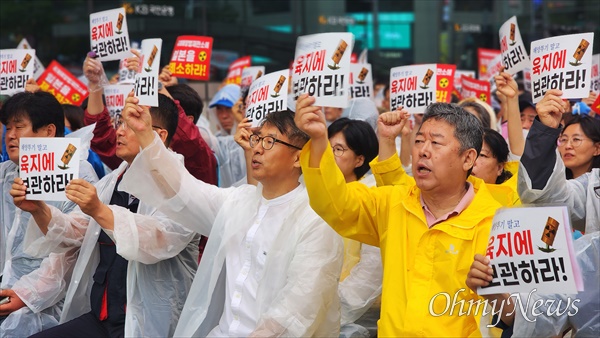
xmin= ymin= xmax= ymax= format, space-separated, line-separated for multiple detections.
xmin=292 ymin=32 xmax=354 ymax=108
xmin=134 ymin=38 xmax=162 ymax=107
xmin=90 ymin=8 xmax=130 ymax=61
xmin=499 ymin=16 xmax=529 ymax=75
xmin=0 ymin=49 xmax=35 ymax=96
xmin=591 ymin=54 xmax=600 ymax=93
xmin=240 ymin=66 xmax=265 ymax=96
xmin=454 ymin=69 xmax=476 ymax=93
xmin=118 ymin=50 xmax=140 ymax=84
xmin=19 ymin=137 xmax=80 ymax=201
xmin=389 ymin=64 xmax=436 ymax=113
xmin=17 ymin=38 xmax=45 ymax=80
xmin=245 ymin=69 xmax=289 ymax=128
xmin=530 ymin=32 xmax=594 ymax=103
xmin=104 ymin=84 xmax=134 ymax=118
xmin=478 ymin=206 xmax=583 ymax=296
xmin=349 ymin=63 xmax=373 ymax=99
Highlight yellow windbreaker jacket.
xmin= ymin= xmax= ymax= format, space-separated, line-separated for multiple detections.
xmin=301 ymin=142 xmax=501 ymax=337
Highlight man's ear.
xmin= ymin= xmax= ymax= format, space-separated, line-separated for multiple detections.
xmin=293 ymin=151 xmax=302 ymax=169
xmin=45 ymin=124 xmax=57 ymax=137
xmin=158 ymin=129 xmax=169 ymax=145
xmin=462 ymin=148 xmax=478 ymax=172
xmin=187 ymin=115 xmax=195 ymax=123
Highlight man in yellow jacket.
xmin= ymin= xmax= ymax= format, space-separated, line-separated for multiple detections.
xmin=295 ymin=95 xmax=501 ymax=337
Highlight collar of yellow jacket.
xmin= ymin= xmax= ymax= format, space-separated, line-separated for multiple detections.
xmin=402 ymin=176 xmax=501 ymax=238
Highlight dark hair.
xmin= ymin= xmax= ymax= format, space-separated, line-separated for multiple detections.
xmin=167 ymin=84 xmax=204 ymax=124
xmin=421 ymin=103 xmax=483 ymax=177
xmin=149 ymin=94 xmax=179 ymax=147
xmin=0 ymin=91 xmax=65 ymax=137
xmin=561 ymin=114 xmax=600 ymax=179
xmin=459 ymin=100 xmax=491 ymax=130
xmin=261 ymin=109 xmax=309 ymax=149
xmin=328 ymin=118 xmax=379 ymax=180
xmin=482 ymin=128 xmax=513 ymax=184
xmin=63 ymin=104 xmax=85 ymax=131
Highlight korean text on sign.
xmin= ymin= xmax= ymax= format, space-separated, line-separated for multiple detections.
xmin=389 ymin=64 xmax=437 ymax=113
xmin=530 ymin=32 xmax=594 ymax=103
xmin=349 ymin=63 xmax=373 ymax=99
xmin=37 ymin=60 xmax=89 ymax=106
xmin=90 ymin=8 xmax=131 ymax=61
xmin=499 ymin=16 xmax=530 ymax=75
xmin=293 ymin=32 xmax=354 ymax=108
xmin=134 ymin=38 xmax=162 ymax=107
xmin=245 ymin=69 xmax=289 ymax=128
xmin=0 ymin=49 xmax=35 ymax=96
xmin=169 ymin=35 xmax=213 ymax=81
xmin=479 ymin=206 xmax=582 ymax=295
xmin=19 ymin=137 xmax=81 ymax=201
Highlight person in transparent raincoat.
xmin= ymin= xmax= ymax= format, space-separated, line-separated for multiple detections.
xmin=207 ymin=83 xmax=247 ymax=187
xmin=467 ymin=89 xmax=599 ymax=337
xmin=11 ymin=94 xmax=198 ymax=338
xmin=119 ymin=102 xmax=343 ymax=337
xmin=0 ymin=91 xmax=99 ymax=337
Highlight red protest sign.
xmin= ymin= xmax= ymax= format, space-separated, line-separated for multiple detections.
xmin=169 ymin=35 xmax=213 ymax=81
xmin=460 ymin=75 xmax=491 ymax=104
xmin=591 ymin=93 xmax=600 ymax=115
xmin=436 ymin=64 xmax=456 ymax=103
xmin=478 ymin=48 xmax=501 ymax=81
xmin=37 ymin=61 xmax=89 ymax=105
xmin=225 ymin=56 xmax=251 ymax=85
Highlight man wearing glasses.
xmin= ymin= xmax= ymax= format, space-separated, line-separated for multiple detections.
xmin=11 ymin=93 xmax=199 ymax=338
xmin=118 ymin=104 xmax=343 ymax=337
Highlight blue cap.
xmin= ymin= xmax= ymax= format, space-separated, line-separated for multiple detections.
xmin=209 ymin=84 xmax=241 ymax=108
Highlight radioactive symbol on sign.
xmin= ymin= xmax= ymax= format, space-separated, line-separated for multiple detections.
xmin=439 ymin=78 xmax=449 ymax=88
xmin=71 ymin=93 xmax=81 ymax=102
xmin=199 ymin=51 xmax=207 ymax=61
xmin=479 ymin=93 xmax=488 ymax=102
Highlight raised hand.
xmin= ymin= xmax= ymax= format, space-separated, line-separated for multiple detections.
xmin=234 ymin=118 xmax=254 ymax=152
xmin=24 ymin=78 xmax=40 ymax=93
xmin=294 ymin=94 xmax=327 ymax=141
xmin=83 ymin=52 xmax=104 ymax=86
xmin=377 ymin=109 xmax=410 ymax=142
xmin=65 ymin=179 xmax=102 ymax=217
xmin=123 ymin=91 xmax=155 ymax=148
xmin=536 ymin=89 xmax=565 ymax=129
xmin=159 ymin=65 xmax=178 ymax=87
xmin=494 ymin=67 xmax=518 ymax=100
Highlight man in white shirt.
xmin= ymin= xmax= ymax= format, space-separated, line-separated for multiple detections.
xmin=119 ymin=98 xmax=344 ymax=337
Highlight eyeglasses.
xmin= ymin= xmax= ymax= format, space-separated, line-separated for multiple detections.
xmin=332 ymin=145 xmax=349 ymax=157
xmin=249 ymin=134 xmax=302 ymax=150
xmin=114 ymin=115 xmax=164 ymax=131
xmin=557 ymin=136 xmax=587 ymax=148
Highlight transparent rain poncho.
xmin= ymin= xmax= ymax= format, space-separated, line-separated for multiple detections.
xmin=1 ymin=160 xmax=98 ymax=337
xmin=21 ymin=161 xmax=199 ymax=337
xmin=119 ymin=134 xmax=344 ymax=337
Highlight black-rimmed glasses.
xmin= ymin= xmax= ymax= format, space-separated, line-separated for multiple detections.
xmin=249 ymin=134 xmax=302 ymax=150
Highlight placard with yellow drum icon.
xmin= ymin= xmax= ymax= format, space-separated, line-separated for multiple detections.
xmin=19 ymin=137 xmax=81 ymax=201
